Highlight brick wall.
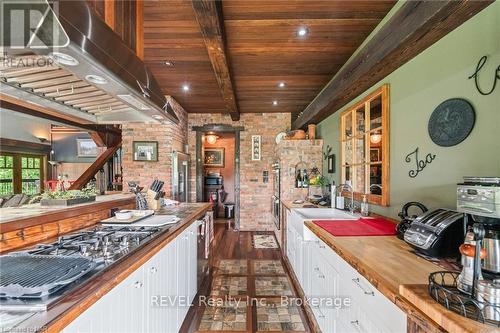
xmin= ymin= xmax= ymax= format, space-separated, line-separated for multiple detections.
xmin=188 ymin=113 xmax=291 ymax=231
xmin=275 ymin=140 xmax=324 ymax=202
xmin=122 ymin=96 xmax=188 ymax=197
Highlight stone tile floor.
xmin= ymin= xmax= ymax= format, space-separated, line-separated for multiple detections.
xmin=256 ymin=300 xmax=306 ymax=331
xmin=253 ymin=260 xmax=286 ymax=275
xmin=211 ymin=276 xmax=248 ymax=296
xmin=197 ymin=258 xmax=307 ymax=332
xmin=198 ymin=300 xmax=248 ymax=331
xmin=255 ymin=276 xmax=294 ymax=296
xmin=215 ymin=259 xmax=248 ymax=275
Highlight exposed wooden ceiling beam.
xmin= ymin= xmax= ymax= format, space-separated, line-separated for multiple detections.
xmin=191 ymin=0 xmax=240 ymax=121
xmin=293 ymin=0 xmax=494 ymax=129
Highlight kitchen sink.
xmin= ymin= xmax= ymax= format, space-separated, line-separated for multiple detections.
xmin=294 ymin=208 xmax=358 ymax=220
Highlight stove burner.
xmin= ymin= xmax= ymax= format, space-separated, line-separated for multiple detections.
xmin=26 ymin=225 xmax=161 ymax=265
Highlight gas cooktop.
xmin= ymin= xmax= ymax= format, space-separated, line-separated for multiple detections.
xmin=0 ymin=225 xmax=163 ymax=311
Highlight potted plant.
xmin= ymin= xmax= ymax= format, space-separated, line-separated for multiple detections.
xmin=31 ymin=184 xmax=98 ymax=206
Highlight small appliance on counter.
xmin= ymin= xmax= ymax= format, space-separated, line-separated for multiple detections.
xmin=427 ymin=176 xmax=500 ymax=328
xmin=396 ymin=201 xmax=428 ymax=239
xmin=457 ymin=176 xmax=500 ymax=274
xmin=403 ymin=208 xmax=465 ymax=258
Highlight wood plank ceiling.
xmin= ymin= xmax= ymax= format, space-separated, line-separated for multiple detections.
xmin=143 ymin=0 xmax=396 ymax=115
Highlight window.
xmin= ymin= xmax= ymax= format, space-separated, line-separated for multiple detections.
xmin=340 ymin=84 xmax=389 ymax=206
xmin=0 ymin=155 xmax=14 ymax=196
xmin=0 ymin=153 xmax=44 ymax=196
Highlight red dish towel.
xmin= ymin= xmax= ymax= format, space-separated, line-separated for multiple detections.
xmin=313 ymin=218 xmax=397 ymax=237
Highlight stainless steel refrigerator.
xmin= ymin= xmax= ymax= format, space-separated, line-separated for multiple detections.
xmin=172 ymin=151 xmax=189 ymax=202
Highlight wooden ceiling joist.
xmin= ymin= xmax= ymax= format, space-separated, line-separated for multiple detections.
xmin=191 ymin=0 xmax=240 ymax=121
xmin=293 ymin=0 xmax=494 ymax=129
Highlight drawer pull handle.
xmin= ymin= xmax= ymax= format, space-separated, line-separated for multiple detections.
xmin=150 ymin=267 xmax=158 ymax=274
xmin=316 ymin=307 xmax=326 ymax=319
xmin=314 ymin=267 xmax=320 ymax=271
xmin=350 ymin=320 xmax=362 ymax=332
xmin=352 ymin=277 xmax=375 ymax=296
xmin=133 ymin=281 xmax=143 ymax=289
xmin=318 ymin=274 xmax=325 ymax=279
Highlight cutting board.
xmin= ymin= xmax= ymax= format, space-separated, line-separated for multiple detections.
xmin=102 ymin=215 xmax=180 ymax=227
xmin=313 ymin=218 xmax=397 ymax=237
xmin=100 ymin=210 xmax=155 ymax=224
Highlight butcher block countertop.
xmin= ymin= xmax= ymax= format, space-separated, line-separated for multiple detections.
xmin=6 ymin=202 xmax=212 ymax=333
xmin=305 ymin=221 xmax=495 ymax=333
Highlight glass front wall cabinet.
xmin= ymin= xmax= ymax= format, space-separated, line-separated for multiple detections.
xmin=340 ymin=85 xmax=389 ymax=206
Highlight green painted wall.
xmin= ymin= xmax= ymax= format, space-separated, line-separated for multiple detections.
xmin=316 ymin=2 xmax=500 ymax=218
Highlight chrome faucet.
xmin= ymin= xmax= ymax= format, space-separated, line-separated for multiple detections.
xmin=337 ymin=183 xmax=356 ymax=215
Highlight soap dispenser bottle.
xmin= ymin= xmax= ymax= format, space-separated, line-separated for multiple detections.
xmin=361 ymin=195 xmax=369 ymax=217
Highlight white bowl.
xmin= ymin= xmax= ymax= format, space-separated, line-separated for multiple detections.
xmin=115 ymin=210 xmax=133 ymax=220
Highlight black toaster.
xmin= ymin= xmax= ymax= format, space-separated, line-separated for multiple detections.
xmin=404 ymin=208 xmax=465 ymax=258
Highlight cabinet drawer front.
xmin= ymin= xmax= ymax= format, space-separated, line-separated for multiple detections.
xmin=307 ymin=230 xmax=406 ymax=333
xmin=335 ymin=249 xmax=406 ymax=333
xmin=310 ymin=234 xmax=339 ymax=271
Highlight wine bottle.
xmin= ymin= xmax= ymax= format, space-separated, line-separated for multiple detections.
xmin=302 ymin=169 xmax=309 ymax=188
xmin=296 ymin=170 xmax=303 ymax=188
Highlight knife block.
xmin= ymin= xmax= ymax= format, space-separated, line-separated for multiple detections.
xmin=146 ymin=189 xmax=161 ymax=210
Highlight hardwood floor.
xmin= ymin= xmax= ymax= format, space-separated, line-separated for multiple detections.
xmin=181 ymin=225 xmax=312 ymax=333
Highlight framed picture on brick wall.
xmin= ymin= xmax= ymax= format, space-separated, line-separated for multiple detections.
xmin=252 ymin=135 xmax=261 ymax=161
xmin=133 ymin=141 xmax=158 ymax=161
xmin=204 ymin=148 xmax=225 ymax=167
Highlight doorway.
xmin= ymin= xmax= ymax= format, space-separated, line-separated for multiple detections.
xmin=194 ymin=125 xmax=243 ymax=230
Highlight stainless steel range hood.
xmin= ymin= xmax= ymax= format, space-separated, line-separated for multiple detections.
xmin=1 ymin=0 xmax=178 ymax=124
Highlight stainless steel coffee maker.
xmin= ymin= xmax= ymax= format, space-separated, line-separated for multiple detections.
xmin=456 ymin=177 xmax=500 ymax=320
xmin=457 ymin=176 xmax=500 ymax=274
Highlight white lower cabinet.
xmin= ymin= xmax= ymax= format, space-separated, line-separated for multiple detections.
xmin=63 ymin=221 xmax=200 ymax=333
xmin=288 ymin=224 xmax=407 ymax=333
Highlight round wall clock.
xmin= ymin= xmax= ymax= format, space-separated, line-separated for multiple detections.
xmin=428 ymin=98 xmax=475 ymax=147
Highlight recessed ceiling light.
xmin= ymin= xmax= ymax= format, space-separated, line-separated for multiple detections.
xmin=272 ymin=100 xmax=278 ymax=106
xmin=85 ymin=74 xmax=107 ymax=85
xmin=297 ymin=27 xmax=308 ymax=37
xmin=152 ymin=115 xmax=164 ymax=120
xmin=164 ymin=61 xmax=174 ymax=66
xmin=48 ymin=52 xmax=79 ymax=66
xmin=182 ymin=84 xmax=190 ymax=92
xmin=278 ymin=82 xmax=286 ymax=88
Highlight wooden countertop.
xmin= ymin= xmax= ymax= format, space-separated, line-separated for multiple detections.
xmin=0 ymin=194 xmax=135 ymax=232
xmin=305 ymin=221 xmax=495 ymax=333
xmin=400 ymin=285 xmax=496 ymax=333
xmin=9 ymin=202 xmax=212 ymax=333
xmin=305 ymin=221 xmax=441 ymax=303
